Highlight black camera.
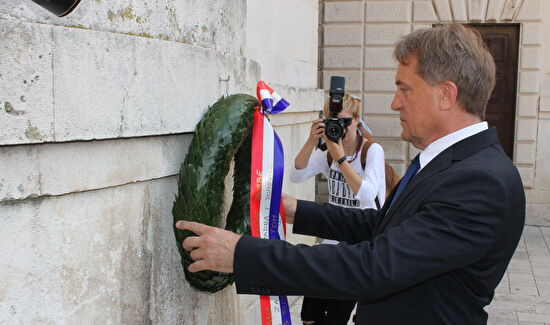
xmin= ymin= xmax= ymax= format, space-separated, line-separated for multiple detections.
xmin=324 ymin=76 xmax=347 ymax=142
xmin=32 ymin=0 xmax=82 ymax=17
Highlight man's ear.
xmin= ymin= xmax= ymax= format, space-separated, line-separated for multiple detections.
xmin=439 ymin=81 xmax=458 ymax=110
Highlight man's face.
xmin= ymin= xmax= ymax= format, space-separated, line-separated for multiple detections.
xmin=391 ymin=57 xmax=441 ymax=149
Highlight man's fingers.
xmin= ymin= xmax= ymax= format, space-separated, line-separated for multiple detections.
xmin=175 ymin=220 xmax=210 ymax=235
xmin=189 ymin=247 xmax=204 ymax=261
xmin=182 ymin=236 xmax=201 ymax=252
xmin=188 ymin=260 xmax=210 ymax=273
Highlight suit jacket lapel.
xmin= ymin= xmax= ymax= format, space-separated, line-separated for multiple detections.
xmin=376 ymin=128 xmax=500 ymax=233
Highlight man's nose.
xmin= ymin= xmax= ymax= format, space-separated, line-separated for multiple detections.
xmin=390 ymin=92 xmax=402 ymax=111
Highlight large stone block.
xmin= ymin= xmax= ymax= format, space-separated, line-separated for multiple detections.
xmin=0 ymin=0 xmax=246 ymax=56
xmin=516 ymin=118 xmax=538 ymax=141
xmin=363 ymin=93 xmax=398 ymax=115
xmin=51 ymin=25 xmax=258 ymax=142
xmin=413 ymin=1 xmax=439 ymax=22
xmin=324 ymin=24 xmax=363 ymax=46
xmin=0 ymin=178 xmax=245 ymax=324
xmin=374 ymin=138 xmax=407 ymax=161
xmin=535 ymin=119 xmax=550 ymax=189
xmin=324 ymin=1 xmax=364 ymax=23
xmin=517 ymin=94 xmax=539 ymax=117
xmin=365 ymin=1 xmax=411 ymax=23
xmin=323 ymin=47 xmax=363 ymax=69
xmin=519 ymin=71 xmax=540 ymax=94
xmin=0 ymin=135 xmax=190 ymax=201
xmin=515 ymin=142 xmax=536 ymax=165
xmin=450 ymin=0 xmax=468 ymax=21
xmin=517 ymin=166 xmax=535 ymax=188
xmin=433 ymin=0 xmax=453 ymax=22
xmin=364 ymin=47 xmax=397 ymax=69
xmin=520 ymin=47 xmax=541 ymax=70
xmin=323 ymin=70 xmax=362 ymax=92
xmin=0 ymin=20 xmax=54 ymax=145
xmin=364 ymin=71 xmax=397 ymax=92
xmin=468 ymin=0 xmax=489 ymax=21
xmin=515 ymin=0 xmax=543 ymax=21
xmin=500 ymin=0 xmax=522 ymax=20
xmin=246 ymin=0 xmax=319 ymax=88
xmin=363 ymin=116 xmax=402 ymax=138
xmin=486 ymin=0 xmax=506 ymax=21
xmin=365 ymin=23 xmax=410 ymax=45
xmin=521 ymin=22 xmax=542 ymax=45
xmin=0 ymin=145 xmax=40 ymax=201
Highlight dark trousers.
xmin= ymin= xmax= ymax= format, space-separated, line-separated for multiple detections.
xmin=300 ymin=296 xmax=356 ymax=325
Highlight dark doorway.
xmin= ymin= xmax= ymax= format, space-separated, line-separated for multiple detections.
xmin=470 ymin=24 xmax=520 ymax=159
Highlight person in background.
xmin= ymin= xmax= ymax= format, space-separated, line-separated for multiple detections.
xmin=289 ymin=94 xmax=386 ymax=324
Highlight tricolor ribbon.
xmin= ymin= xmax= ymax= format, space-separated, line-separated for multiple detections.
xmin=250 ymin=81 xmax=291 ymax=325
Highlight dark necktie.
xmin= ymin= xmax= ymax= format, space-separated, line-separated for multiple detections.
xmin=390 ymin=154 xmax=420 ymax=207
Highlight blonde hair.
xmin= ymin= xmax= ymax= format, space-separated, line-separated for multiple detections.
xmin=323 ymin=94 xmax=361 ymax=118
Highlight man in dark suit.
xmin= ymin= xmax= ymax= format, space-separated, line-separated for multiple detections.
xmin=176 ymin=24 xmax=525 ymax=324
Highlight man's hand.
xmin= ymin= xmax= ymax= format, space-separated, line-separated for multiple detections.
xmin=175 ymin=221 xmax=241 ymax=273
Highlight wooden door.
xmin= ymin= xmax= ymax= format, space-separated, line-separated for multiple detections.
xmin=470 ymin=24 xmax=519 ymax=159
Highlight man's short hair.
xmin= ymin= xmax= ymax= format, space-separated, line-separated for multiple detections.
xmin=394 ymin=24 xmax=496 ymax=119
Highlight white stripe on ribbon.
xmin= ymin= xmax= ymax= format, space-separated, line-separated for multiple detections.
xmin=270 ymin=296 xmax=283 ymax=325
xmin=260 ymin=118 xmax=275 ymax=240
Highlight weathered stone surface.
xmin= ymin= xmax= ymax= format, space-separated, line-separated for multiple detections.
xmin=0 ymin=0 xmax=246 ymax=56
xmin=0 ymin=145 xmax=40 ymax=201
xmin=366 ymin=1 xmax=410 ymax=23
xmin=0 ymin=20 xmax=54 ymax=144
xmin=535 ymin=119 xmax=550 ymax=189
xmin=246 ymin=0 xmax=319 ymax=88
xmin=516 ymin=118 xmax=538 ymax=141
xmin=52 ymin=25 xmax=259 ymax=142
xmin=325 ymin=1 xmax=364 ymax=23
xmin=521 ymin=47 xmax=541 ymax=70
xmin=515 ymin=0 xmax=543 ymax=21
xmin=364 ymin=47 xmax=397 ymax=69
xmin=450 ymin=0 xmax=468 ymax=21
xmin=363 ymin=93 xmax=398 ymax=115
xmin=515 ymin=142 xmax=536 ymax=165
xmin=324 ymin=24 xmax=364 ymax=46
xmin=500 ymin=0 xmax=522 ymax=20
xmin=517 ymin=94 xmax=539 ymax=117
xmin=323 ymin=70 xmax=362 ymax=92
xmin=413 ymin=1 xmax=439 ymax=22
xmin=324 ymin=47 xmax=363 ymax=69
xmin=486 ymin=0 xmax=506 ymax=21
xmin=365 ymin=23 xmax=410 ymax=45
xmin=468 ymin=0 xmax=489 ymax=21
xmin=519 ymin=71 xmax=541 ymax=94
xmin=433 ymin=0 xmax=453 ymax=22
xmin=364 ymin=71 xmax=397 ymax=92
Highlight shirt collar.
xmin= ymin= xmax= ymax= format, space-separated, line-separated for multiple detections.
xmin=418 ymin=122 xmax=488 ymax=170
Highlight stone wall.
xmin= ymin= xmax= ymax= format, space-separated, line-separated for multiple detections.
xmin=320 ymin=0 xmax=550 ymax=225
xmin=0 ymin=0 xmax=322 ymax=324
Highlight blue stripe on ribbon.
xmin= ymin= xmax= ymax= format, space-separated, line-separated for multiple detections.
xmin=279 ymin=295 xmax=292 ymax=325
xmin=261 ymin=98 xmax=273 ymax=113
xmin=270 ymin=98 xmax=290 ymax=114
xmin=268 ymin=130 xmax=284 ymax=240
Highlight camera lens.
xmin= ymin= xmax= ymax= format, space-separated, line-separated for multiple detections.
xmin=325 ymin=119 xmax=344 ymax=142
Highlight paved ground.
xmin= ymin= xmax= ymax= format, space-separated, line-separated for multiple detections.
xmin=287 ymin=226 xmax=550 ymax=325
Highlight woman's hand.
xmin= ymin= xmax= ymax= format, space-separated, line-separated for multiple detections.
xmin=307 ymin=118 xmax=325 ymax=145
xmin=324 ymin=134 xmax=345 ymax=161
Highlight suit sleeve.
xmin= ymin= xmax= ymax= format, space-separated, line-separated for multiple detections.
xmin=234 ymin=167 xmax=513 ymax=300
xmin=292 ymin=200 xmax=380 ymax=244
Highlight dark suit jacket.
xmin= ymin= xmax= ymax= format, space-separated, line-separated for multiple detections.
xmin=234 ymin=128 xmax=525 ymax=324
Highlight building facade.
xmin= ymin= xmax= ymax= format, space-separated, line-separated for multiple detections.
xmin=320 ymin=0 xmax=550 ymax=225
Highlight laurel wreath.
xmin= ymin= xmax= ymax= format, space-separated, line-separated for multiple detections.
xmin=172 ymin=94 xmax=257 ymax=292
